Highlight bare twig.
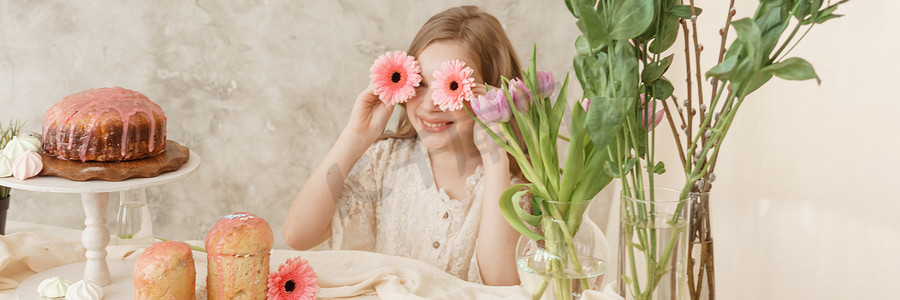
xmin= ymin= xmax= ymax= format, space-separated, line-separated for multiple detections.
xmin=671 ymin=95 xmax=689 ymax=126
xmin=678 ymin=17 xmax=695 ymax=171
xmin=711 ymin=0 xmax=737 ymax=100
xmin=688 ymin=0 xmax=707 ymax=153
xmin=662 ymin=99 xmax=687 ymax=168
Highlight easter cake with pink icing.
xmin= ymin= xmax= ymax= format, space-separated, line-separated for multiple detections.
xmin=42 ymin=87 xmax=166 ymax=162
xmin=134 ymin=241 xmax=196 ymax=300
xmin=205 ymin=212 xmax=273 ymax=300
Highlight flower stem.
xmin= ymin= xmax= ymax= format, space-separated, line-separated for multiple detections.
xmin=532 ymin=277 xmax=550 ymax=300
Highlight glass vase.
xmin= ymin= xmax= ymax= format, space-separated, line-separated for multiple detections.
xmin=114 ymin=188 xmax=154 ymax=245
xmin=517 ymin=199 xmax=609 ymax=300
xmin=617 ymin=187 xmax=692 ymax=300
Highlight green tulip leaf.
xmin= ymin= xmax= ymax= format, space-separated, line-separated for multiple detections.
xmin=550 ymin=74 xmax=571 ymax=140
xmin=499 ymin=184 xmax=544 ymax=240
xmin=603 ymin=161 xmax=621 ymax=178
xmin=512 ymin=190 xmax=541 ymax=227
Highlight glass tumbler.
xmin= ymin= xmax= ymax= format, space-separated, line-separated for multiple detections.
xmin=114 ymin=188 xmax=154 ymax=245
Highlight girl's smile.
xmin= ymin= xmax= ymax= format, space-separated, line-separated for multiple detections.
xmin=418 ymin=115 xmax=454 ymax=133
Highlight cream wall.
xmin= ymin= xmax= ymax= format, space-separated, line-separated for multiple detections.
xmin=1 ymin=1 xmax=895 ymax=299
xmin=643 ymin=1 xmax=900 ymax=299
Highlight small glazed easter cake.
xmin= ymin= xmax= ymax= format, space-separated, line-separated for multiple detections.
xmin=205 ymin=212 xmax=273 ymax=300
xmin=133 ymin=241 xmax=196 ymax=300
xmin=42 ymin=87 xmax=166 ymax=162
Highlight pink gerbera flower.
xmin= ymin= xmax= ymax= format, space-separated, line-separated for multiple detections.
xmin=369 ymin=51 xmax=422 ymax=105
xmin=431 ymin=60 xmax=475 ymax=111
xmin=267 ymin=256 xmax=319 ymax=300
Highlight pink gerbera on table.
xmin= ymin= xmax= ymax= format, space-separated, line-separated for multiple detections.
xmin=431 ymin=59 xmax=475 ymax=111
xmin=369 ymin=51 xmax=422 ymax=105
xmin=266 ymin=256 xmax=319 ymax=300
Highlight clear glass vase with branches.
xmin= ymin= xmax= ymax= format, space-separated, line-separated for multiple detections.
xmin=565 ymin=0 xmax=848 ymax=299
xmin=628 ymin=0 xmax=848 ymax=299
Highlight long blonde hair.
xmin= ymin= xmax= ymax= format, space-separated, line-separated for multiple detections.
xmin=380 ymin=5 xmax=525 ymax=178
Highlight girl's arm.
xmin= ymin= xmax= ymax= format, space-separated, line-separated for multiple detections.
xmin=283 ymin=86 xmax=393 ymax=250
xmin=474 ymin=122 xmax=521 ymax=286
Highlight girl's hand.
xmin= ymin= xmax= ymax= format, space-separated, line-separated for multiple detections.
xmin=473 ymin=120 xmax=508 ymax=167
xmin=345 ymin=85 xmax=394 ymax=146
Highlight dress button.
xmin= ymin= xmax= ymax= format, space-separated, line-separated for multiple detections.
xmin=433 ymin=241 xmax=440 ymax=249
xmin=443 ymin=212 xmax=449 ymax=219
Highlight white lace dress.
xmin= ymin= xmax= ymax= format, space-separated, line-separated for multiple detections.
xmin=315 ymin=137 xmax=489 ymax=283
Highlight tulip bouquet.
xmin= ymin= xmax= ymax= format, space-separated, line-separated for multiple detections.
xmin=468 ymin=47 xmax=622 ymax=299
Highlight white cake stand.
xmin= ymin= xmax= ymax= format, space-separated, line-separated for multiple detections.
xmin=0 ymin=150 xmax=200 ymax=295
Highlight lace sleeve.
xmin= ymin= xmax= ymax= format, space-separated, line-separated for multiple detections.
xmin=316 ymin=139 xmax=394 ymax=251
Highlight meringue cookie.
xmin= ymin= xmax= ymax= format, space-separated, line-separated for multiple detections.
xmin=65 ymin=280 xmax=103 ymax=300
xmin=18 ymin=133 xmax=42 ymax=150
xmin=2 ymin=135 xmax=40 ymax=161
xmin=37 ymin=276 xmax=73 ymax=298
xmin=0 ymin=154 xmax=10 ymax=178
xmin=21 ymin=131 xmax=42 ymax=142
xmin=11 ymin=150 xmax=42 ymax=180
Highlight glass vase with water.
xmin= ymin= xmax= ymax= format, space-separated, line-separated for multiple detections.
xmin=114 ymin=188 xmax=153 ymax=245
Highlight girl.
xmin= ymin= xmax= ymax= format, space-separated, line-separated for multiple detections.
xmin=283 ymin=6 xmax=523 ymax=286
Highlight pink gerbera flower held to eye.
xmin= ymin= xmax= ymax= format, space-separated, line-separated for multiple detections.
xmin=369 ymin=51 xmax=422 ymax=105
xmin=267 ymin=256 xmax=319 ymax=300
xmin=431 ymin=59 xmax=475 ymax=111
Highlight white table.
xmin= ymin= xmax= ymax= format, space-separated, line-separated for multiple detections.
xmin=0 ymin=221 xmax=536 ymax=300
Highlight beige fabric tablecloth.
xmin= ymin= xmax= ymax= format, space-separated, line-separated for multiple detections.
xmin=0 ymin=221 xmax=531 ymax=299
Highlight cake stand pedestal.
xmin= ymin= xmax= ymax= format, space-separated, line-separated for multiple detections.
xmin=0 ymin=151 xmax=200 ymax=297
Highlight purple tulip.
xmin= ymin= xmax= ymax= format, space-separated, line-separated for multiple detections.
xmin=581 ymin=97 xmax=590 ymax=112
xmin=536 ymin=70 xmax=554 ymax=99
xmin=472 ymin=89 xmax=512 ymax=123
xmin=509 ymin=78 xmax=531 ymax=113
